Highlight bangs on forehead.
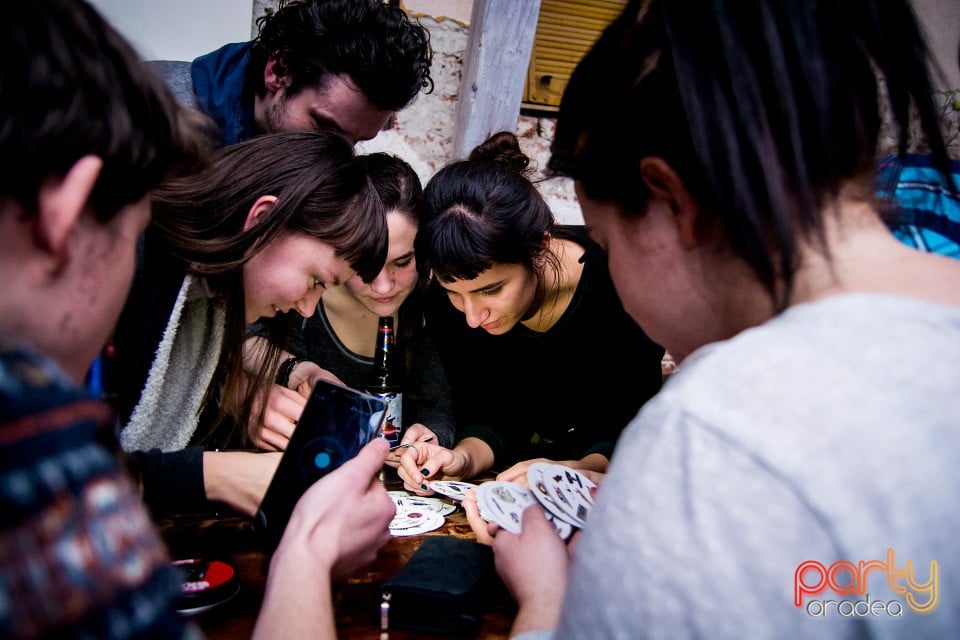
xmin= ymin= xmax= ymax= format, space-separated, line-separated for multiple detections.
xmin=425 ymin=206 xmax=494 ymax=282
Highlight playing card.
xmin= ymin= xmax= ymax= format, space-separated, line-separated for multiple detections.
xmin=394 ymin=494 xmax=456 ymax=517
xmin=542 ymin=464 xmax=596 ymax=528
xmin=476 ymin=481 xmax=536 ymax=534
xmin=428 ymin=480 xmax=477 ymax=501
xmin=389 ymin=507 xmax=445 ymax=537
xmin=526 ymin=462 xmax=581 ymax=526
xmin=476 ymin=481 xmax=573 ymax=540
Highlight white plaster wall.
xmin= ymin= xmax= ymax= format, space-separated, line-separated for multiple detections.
xmin=352 ymin=8 xmax=582 ymax=224
xmin=87 ymin=0 xmax=252 ymax=61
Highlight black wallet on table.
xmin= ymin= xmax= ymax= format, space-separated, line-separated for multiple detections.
xmin=380 ymin=536 xmax=495 ymax=636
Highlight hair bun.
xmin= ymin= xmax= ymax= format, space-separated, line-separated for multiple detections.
xmin=468 ymin=131 xmax=530 ymax=173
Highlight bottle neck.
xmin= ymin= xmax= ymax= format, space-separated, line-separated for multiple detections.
xmin=373 ymin=319 xmax=393 ymax=367
xmin=369 ymin=318 xmax=399 ymax=389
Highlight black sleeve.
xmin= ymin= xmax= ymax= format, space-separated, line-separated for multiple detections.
xmin=421 ymin=284 xmax=510 ymax=461
xmin=127 ymin=446 xmax=206 ymax=516
xmin=404 ymin=329 xmax=457 ymax=448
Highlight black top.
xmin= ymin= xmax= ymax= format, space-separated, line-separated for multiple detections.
xmin=425 ymin=226 xmax=664 ymax=468
xmin=287 ymin=301 xmax=457 ymax=448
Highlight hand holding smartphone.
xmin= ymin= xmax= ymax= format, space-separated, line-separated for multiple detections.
xmin=253 ymin=379 xmax=387 ymax=549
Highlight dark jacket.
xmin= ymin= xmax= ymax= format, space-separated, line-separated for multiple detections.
xmin=154 ymin=41 xmax=256 ymax=146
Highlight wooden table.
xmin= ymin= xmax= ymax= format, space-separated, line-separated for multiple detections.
xmin=157 ymin=471 xmax=516 ymax=639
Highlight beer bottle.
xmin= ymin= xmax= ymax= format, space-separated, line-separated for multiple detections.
xmin=366 ymin=316 xmax=403 ymax=445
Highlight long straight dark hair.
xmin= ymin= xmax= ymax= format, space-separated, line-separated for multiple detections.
xmin=151 ymin=130 xmax=387 ymax=443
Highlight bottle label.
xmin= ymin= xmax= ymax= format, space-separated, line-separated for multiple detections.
xmin=373 ymin=392 xmax=403 ymax=445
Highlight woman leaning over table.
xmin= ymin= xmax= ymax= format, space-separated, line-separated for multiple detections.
xmin=396 ymin=131 xmax=665 ymax=492
xmin=488 ymin=0 xmax=960 ymax=638
xmin=107 ymin=130 xmax=387 ymax=517
xmin=244 ymin=151 xmax=457 ymax=457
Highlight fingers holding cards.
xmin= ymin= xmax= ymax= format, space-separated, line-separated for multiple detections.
xmin=473 ymin=462 xmax=599 ymax=541
xmin=385 ymin=463 xmax=595 ymax=541
xmin=476 ymin=481 xmax=536 ymax=534
xmin=476 ymin=480 xmax=573 ymax=541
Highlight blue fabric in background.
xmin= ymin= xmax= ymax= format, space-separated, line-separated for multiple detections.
xmin=877 ymin=153 xmax=960 ymax=258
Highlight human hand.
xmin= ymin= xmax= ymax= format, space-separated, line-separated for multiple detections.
xmin=254 ymin=439 xmax=394 ymax=639
xmin=498 ymin=458 xmax=606 ymax=493
xmin=287 ymin=360 xmax=343 ymax=392
xmin=203 ymin=451 xmax=282 ymax=516
xmin=496 ymin=458 xmax=553 ymax=487
xmin=248 ymin=382 xmax=309 ymax=451
xmin=492 ymin=506 xmax=570 ymax=633
xmin=396 ymin=443 xmax=469 ymax=494
xmin=461 ymin=486 xmax=498 ymax=545
xmin=276 ymin=438 xmax=394 ymax=578
xmin=577 ymin=468 xmax=605 ymax=489
xmin=384 ymin=423 xmax=437 ymax=467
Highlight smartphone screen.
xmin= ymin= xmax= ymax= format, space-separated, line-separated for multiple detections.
xmin=253 ymin=379 xmax=387 ymax=549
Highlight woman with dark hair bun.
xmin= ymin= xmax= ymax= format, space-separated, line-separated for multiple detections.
xmin=394 ymin=131 xmax=665 ymax=489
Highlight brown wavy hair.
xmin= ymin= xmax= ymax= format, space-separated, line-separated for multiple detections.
xmin=151 ymin=130 xmax=387 ymax=443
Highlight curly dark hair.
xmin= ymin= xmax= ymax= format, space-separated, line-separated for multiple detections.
xmin=248 ymin=0 xmax=433 ymax=111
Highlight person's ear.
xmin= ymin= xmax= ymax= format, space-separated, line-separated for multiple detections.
xmin=638 ymin=157 xmax=700 ymax=250
xmin=35 ymin=155 xmax=103 ymax=263
xmin=263 ymin=54 xmax=291 ymax=93
xmin=244 ymin=195 xmax=279 ymax=231
xmin=533 ymin=231 xmax=551 ymax=269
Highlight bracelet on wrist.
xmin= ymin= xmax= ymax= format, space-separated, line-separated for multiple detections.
xmin=276 ymin=356 xmax=307 ymax=388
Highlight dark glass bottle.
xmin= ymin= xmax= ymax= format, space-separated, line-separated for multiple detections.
xmin=365 ymin=316 xmax=403 ymax=445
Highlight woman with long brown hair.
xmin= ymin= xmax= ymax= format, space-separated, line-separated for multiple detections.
xmin=109 ymin=129 xmax=386 ymax=516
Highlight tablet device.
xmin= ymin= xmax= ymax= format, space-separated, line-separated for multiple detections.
xmin=253 ymin=379 xmax=387 ymax=549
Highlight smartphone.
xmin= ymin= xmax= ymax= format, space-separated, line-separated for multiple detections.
xmin=253 ymin=379 xmax=387 ymax=549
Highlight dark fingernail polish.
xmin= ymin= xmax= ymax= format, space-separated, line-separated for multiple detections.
xmin=420 ymin=484 xmax=429 ymax=491
xmin=420 ymin=468 xmax=430 ymax=476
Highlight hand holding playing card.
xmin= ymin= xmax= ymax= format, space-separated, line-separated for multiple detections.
xmin=495 ymin=457 xmax=551 ymax=486
xmin=461 ymin=486 xmax=497 ymax=545
xmin=476 ymin=480 xmax=573 ymax=540
xmin=396 ymin=443 xmax=472 ymax=494
xmin=491 ymin=506 xmax=570 ymax=631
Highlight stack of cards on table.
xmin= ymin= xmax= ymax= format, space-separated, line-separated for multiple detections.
xmin=387 ymin=491 xmax=454 ymax=537
xmin=477 ymin=462 xmax=598 ymax=541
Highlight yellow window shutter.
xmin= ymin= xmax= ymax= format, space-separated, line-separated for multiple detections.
xmin=524 ymin=0 xmax=627 ymax=109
